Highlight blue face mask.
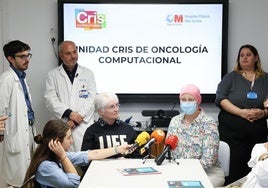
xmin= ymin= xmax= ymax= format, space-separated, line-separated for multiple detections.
xmin=180 ymin=101 xmax=197 ymax=115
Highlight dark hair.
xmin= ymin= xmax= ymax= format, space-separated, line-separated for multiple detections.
xmin=234 ymin=44 xmax=265 ymax=77
xmin=23 ymin=120 xmax=70 ymax=188
xmin=3 ymin=40 xmax=30 ymax=59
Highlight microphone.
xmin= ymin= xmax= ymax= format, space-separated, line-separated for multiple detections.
xmin=125 ymin=131 xmax=150 ymax=155
xmin=139 ymin=129 xmax=165 ymax=155
xmin=75 ymin=73 xmax=79 ymax=77
xmin=155 ymin=135 xmax=178 ymax=165
xmin=125 ymin=116 xmax=133 ymax=124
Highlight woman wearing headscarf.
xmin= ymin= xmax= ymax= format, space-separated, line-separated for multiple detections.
xmin=167 ymin=84 xmax=225 ymax=187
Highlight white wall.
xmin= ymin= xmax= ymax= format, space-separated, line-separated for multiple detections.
xmin=0 ymin=0 xmax=268 ymax=133
xmin=0 ymin=0 xmax=268 ymax=187
xmin=0 ymin=0 xmax=58 ymax=133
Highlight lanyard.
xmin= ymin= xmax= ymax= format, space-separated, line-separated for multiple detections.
xmin=250 ymin=73 xmax=255 ymax=91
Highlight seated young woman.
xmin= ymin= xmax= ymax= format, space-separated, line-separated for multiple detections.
xmin=23 ymin=119 xmax=132 ymax=188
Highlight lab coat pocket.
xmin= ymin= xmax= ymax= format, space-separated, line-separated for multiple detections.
xmin=5 ymin=132 xmax=21 ymax=153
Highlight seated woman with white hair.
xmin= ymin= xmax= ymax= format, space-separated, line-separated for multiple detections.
xmin=81 ymin=92 xmax=140 ymax=174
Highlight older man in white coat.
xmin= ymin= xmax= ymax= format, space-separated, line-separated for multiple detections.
xmin=0 ymin=40 xmax=36 ymax=187
xmin=44 ymin=40 xmax=96 ymax=152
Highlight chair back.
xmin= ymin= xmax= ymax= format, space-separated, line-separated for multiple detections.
xmin=218 ymin=141 xmax=230 ymax=176
xmin=20 ymin=175 xmax=35 ymax=188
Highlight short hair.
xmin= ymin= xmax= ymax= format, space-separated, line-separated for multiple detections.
xmin=94 ymin=92 xmax=119 ymax=111
xmin=3 ymin=40 xmax=30 ymax=59
xmin=58 ymin=40 xmax=76 ymax=53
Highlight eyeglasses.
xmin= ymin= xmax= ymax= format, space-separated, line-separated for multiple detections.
xmin=106 ymin=103 xmax=120 ymax=111
xmin=14 ymin=53 xmax=32 ymax=60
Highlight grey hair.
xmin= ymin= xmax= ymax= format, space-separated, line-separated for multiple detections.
xmin=58 ymin=40 xmax=75 ymax=53
xmin=94 ymin=92 xmax=119 ymax=111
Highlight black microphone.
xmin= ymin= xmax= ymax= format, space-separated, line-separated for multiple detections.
xmin=124 ymin=131 xmax=150 ymax=155
xmin=75 ymin=73 xmax=79 ymax=77
xmin=139 ymin=129 xmax=165 ymax=155
xmin=155 ymin=135 xmax=178 ymax=165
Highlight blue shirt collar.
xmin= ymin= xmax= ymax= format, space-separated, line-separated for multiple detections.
xmin=10 ymin=65 xmax=26 ymax=79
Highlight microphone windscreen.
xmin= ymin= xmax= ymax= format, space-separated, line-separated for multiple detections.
xmin=151 ymin=129 xmax=165 ymax=144
xmin=136 ymin=131 xmax=150 ymax=146
xmin=165 ymin=135 xmax=179 ymax=150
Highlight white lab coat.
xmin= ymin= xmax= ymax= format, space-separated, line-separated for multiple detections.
xmin=44 ymin=64 xmax=96 ymax=151
xmin=0 ymin=67 xmax=35 ymax=187
xmin=243 ymin=143 xmax=268 ymax=188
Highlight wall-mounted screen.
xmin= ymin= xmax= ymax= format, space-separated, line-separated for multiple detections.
xmin=58 ymin=0 xmax=228 ymax=103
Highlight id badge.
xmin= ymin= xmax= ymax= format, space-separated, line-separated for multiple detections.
xmin=247 ymin=91 xmax=257 ymax=100
xmin=79 ymin=90 xmax=89 ymax=98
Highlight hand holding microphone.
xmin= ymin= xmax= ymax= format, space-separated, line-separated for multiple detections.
xmin=155 ymin=135 xmax=178 ymax=165
xmin=125 ymin=131 xmax=150 ymax=155
xmin=139 ymin=129 xmax=165 ymax=155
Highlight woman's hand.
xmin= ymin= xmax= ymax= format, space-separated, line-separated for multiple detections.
xmin=240 ymin=108 xmax=265 ymax=122
xmin=240 ymin=109 xmax=252 ymax=121
xmin=248 ymin=108 xmax=265 ymax=121
xmin=116 ymin=144 xmax=133 ymax=155
xmin=48 ymin=139 xmax=66 ymax=160
xmin=49 ymin=140 xmax=78 ymax=174
xmin=88 ymin=144 xmax=133 ymax=160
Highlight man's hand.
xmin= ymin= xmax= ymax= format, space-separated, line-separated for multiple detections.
xmin=0 ymin=135 xmax=4 ymax=142
xmin=0 ymin=115 xmax=8 ymax=142
xmin=69 ymin=111 xmax=84 ymax=125
xmin=0 ymin=115 xmax=7 ymax=131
